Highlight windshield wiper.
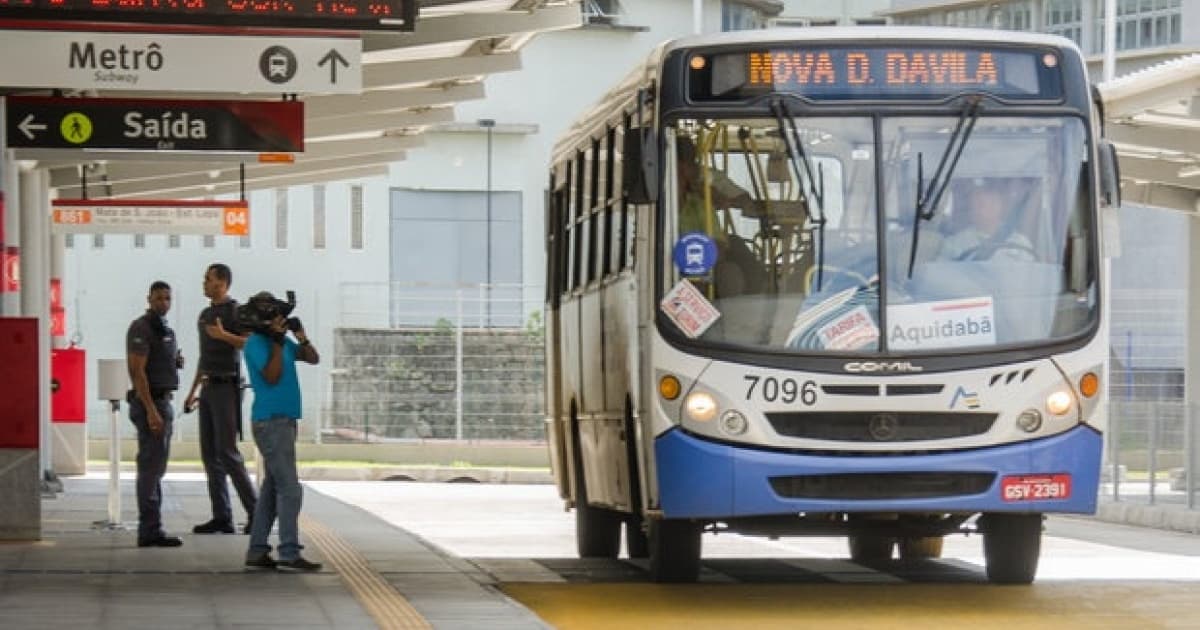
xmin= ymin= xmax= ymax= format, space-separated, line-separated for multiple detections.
xmin=906 ymin=96 xmax=983 ymax=278
xmin=772 ymin=100 xmax=827 ymax=290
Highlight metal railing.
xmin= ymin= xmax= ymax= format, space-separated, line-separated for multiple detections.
xmin=1103 ymin=289 xmax=1199 ymax=509
xmin=328 ymin=283 xmax=546 ymax=443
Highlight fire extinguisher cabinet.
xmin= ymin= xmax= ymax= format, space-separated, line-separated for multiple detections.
xmin=51 ymin=347 xmax=87 ymax=476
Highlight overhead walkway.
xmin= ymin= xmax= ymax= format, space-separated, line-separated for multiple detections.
xmin=28 ymin=0 xmax=582 ymax=199
xmin=1099 ymin=53 xmax=1200 ymax=213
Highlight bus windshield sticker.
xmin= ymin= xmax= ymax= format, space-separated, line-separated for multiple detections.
xmin=662 ymin=279 xmax=721 ymax=338
xmin=815 ymin=304 xmax=879 ymax=351
xmin=673 ymin=232 xmax=719 ymax=276
xmin=888 ymin=296 xmax=996 ymax=350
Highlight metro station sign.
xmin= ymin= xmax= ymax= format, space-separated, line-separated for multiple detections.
xmin=0 ymin=29 xmax=361 ymax=93
xmin=51 ymin=199 xmax=250 ymax=236
xmin=0 ymin=0 xmax=416 ymax=31
xmin=5 ymin=96 xmax=304 ymax=152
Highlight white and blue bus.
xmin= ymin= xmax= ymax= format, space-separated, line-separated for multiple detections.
xmin=545 ymin=28 xmax=1121 ymax=584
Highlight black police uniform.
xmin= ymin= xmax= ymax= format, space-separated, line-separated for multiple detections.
xmin=125 ymin=310 xmax=180 ymax=544
xmin=196 ymin=299 xmax=256 ymax=529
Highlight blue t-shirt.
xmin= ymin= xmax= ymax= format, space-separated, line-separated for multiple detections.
xmin=243 ymin=333 xmax=302 ymax=421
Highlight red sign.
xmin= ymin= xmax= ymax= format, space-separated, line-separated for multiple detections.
xmin=2 ymin=246 xmax=19 ymax=293
xmin=1001 ymin=474 xmax=1072 ymax=502
xmin=50 ymin=278 xmax=62 ymax=310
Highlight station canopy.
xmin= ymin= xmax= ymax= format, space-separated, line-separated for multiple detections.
xmin=1098 ymin=53 xmax=1200 ymax=214
xmin=27 ymin=0 xmax=581 ymax=199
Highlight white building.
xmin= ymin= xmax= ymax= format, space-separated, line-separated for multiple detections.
xmin=63 ymin=0 xmax=899 ymax=439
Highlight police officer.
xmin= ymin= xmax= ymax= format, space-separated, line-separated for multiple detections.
xmin=126 ymin=280 xmax=184 ymax=548
xmin=185 ymin=263 xmax=257 ymax=535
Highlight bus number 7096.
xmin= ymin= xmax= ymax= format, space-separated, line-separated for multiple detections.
xmin=743 ymin=375 xmax=817 ymax=405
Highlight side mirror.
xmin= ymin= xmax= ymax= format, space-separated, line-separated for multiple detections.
xmin=1098 ymin=140 xmax=1121 ymax=208
xmin=623 ymin=127 xmax=659 ymax=205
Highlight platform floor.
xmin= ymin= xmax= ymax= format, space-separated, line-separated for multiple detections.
xmin=0 ymin=475 xmax=548 ymax=630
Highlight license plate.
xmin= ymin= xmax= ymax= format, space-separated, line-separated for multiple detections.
xmin=1001 ymin=474 xmax=1071 ymax=502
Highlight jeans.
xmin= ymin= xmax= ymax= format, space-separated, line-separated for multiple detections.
xmin=198 ymin=381 xmax=256 ymax=524
xmin=248 ymin=417 xmax=303 ymax=561
xmin=129 ymin=395 xmax=174 ymax=541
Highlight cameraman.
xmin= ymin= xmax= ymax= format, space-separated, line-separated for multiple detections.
xmin=241 ymin=292 xmax=322 ymax=571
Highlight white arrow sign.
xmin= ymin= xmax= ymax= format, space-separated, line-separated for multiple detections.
xmin=0 ymin=30 xmax=362 ymax=94
xmin=17 ymin=114 xmax=47 ymax=140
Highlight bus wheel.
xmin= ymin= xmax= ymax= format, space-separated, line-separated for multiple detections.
xmin=982 ymin=513 xmax=1043 ymax=584
xmin=648 ymin=519 xmax=702 ymax=583
xmin=898 ymin=536 xmax=944 ymax=559
xmin=626 ymin=516 xmax=649 ymax=558
xmin=572 ymin=419 xmax=620 ymax=558
xmin=848 ymin=535 xmax=895 ymax=563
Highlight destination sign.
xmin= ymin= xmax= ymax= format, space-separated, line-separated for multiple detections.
xmin=51 ymin=199 xmax=250 ymax=236
xmin=0 ymin=0 xmax=416 ymax=31
xmin=696 ymin=47 xmax=1063 ymax=102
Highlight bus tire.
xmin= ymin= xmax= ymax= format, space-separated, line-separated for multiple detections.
xmin=848 ymin=535 xmax=895 ymax=563
xmin=898 ymin=536 xmax=944 ymax=559
xmin=626 ymin=516 xmax=649 ymax=558
xmin=982 ymin=513 xmax=1043 ymax=584
xmin=648 ymin=519 xmax=702 ymax=583
xmin=572 ymin=415 xmax=621 ymax=558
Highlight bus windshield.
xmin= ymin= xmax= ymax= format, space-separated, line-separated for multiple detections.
xmin=661 ymin=115 xmax=1097 ymax=355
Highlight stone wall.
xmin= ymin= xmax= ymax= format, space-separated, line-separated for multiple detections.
xmin=330 ymin=327 xmax=545 ymax=441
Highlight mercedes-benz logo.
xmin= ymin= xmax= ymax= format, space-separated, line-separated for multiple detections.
xmin=868 ymin=413 xmax=900 ymax=441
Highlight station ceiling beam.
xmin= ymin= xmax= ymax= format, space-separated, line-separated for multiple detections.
xmin=362 ymin=4 xmax=581 ymax=53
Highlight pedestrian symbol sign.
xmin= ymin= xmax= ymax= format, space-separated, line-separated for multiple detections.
xmin=60 ymin=112 xmax=93 ymax=144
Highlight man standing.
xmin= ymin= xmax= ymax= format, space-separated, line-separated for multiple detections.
xmin=243 ymin=293 xmax=322 ymax=571
xmin=126 ymin=280 xmax=184 ymax=548
xmin=185 ymin=263 xmax=257 ymax=535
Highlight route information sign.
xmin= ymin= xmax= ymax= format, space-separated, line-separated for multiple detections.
xmin=51 ymin=200 xmax=250 ymax=236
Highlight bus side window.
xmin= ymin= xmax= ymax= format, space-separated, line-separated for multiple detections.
xmin=603 ymin=125 xmax=616 ymax=278
xmin=573 ymin=151 xmax=586 ymax=290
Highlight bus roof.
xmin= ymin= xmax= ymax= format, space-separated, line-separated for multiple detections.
xmin=551 ymin=27 xmax=1084 ymax=161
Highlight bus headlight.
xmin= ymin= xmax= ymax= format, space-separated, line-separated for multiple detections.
xmin=1016 ymin=409 xmax=1043 ymax=433
xmin=1046 ymin=391 xmax=1073 ymax=416
xmin=685 ymin=392 xmax=718 ymax=422
xmin=719 ymin=410 xmax=748 ymax=435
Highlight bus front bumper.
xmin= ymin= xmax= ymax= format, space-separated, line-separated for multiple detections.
xmin=653 ymin=425 xmax=1102 ymax=519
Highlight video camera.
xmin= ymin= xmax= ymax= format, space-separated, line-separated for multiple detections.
xmin=235 ymin=290 xmax=302 ymax=335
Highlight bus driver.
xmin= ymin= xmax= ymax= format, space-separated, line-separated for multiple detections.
xmin=937 ymin=180 xmax=1036 ymax=262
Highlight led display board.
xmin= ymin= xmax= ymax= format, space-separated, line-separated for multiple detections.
xmin=693 ymin=46 xmax=1064 ymax=102
xmin=0 ymin=0 xmax=416 ymax=32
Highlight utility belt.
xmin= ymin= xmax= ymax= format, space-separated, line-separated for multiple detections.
xmin=128 ymin=388 xmax=175 ymax=403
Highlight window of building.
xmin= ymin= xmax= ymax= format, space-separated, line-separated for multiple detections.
xmin=996 ymin=1 xmax=1034 ymax=30
xmin=133 ymin=233 xmax=144 ymax=249
xmin=1100 ymin=0 xmax=1182 ymax=51
xmin=722 ymin=1 xmax=769 ymax=31
xmin=168 ymin=234 xmax=180 ymax=249
xmin=203 ymin=235 xmax=215 ymax=248
xmin=65 ymin=234 xmax=74 ymax=249
xmin=93 ymin=234 xmax=104 ymax=249
xmin=313 ymin=184 xmax=326 ymax=250
xmin=855 ymin=18 xmax=887 ymax=26
xmin=350 ymin=184 xmax=364 ymax=250
xmin=275 ymin=188 xmax=288 ymax=250
xmin=1045 ymin=0 xmax=1084 ymax=47
xmin=583 ymin=0 xmax=622 ymax=25
xmin=239 ymin=234 xmax=250 ymax=248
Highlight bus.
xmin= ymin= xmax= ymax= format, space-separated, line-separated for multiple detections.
xmin=544 ymin=27 xmax=1121 ymax=584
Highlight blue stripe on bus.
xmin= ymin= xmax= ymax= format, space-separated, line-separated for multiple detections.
xmin=653 ymin=425 xmax=1102 ymax=519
